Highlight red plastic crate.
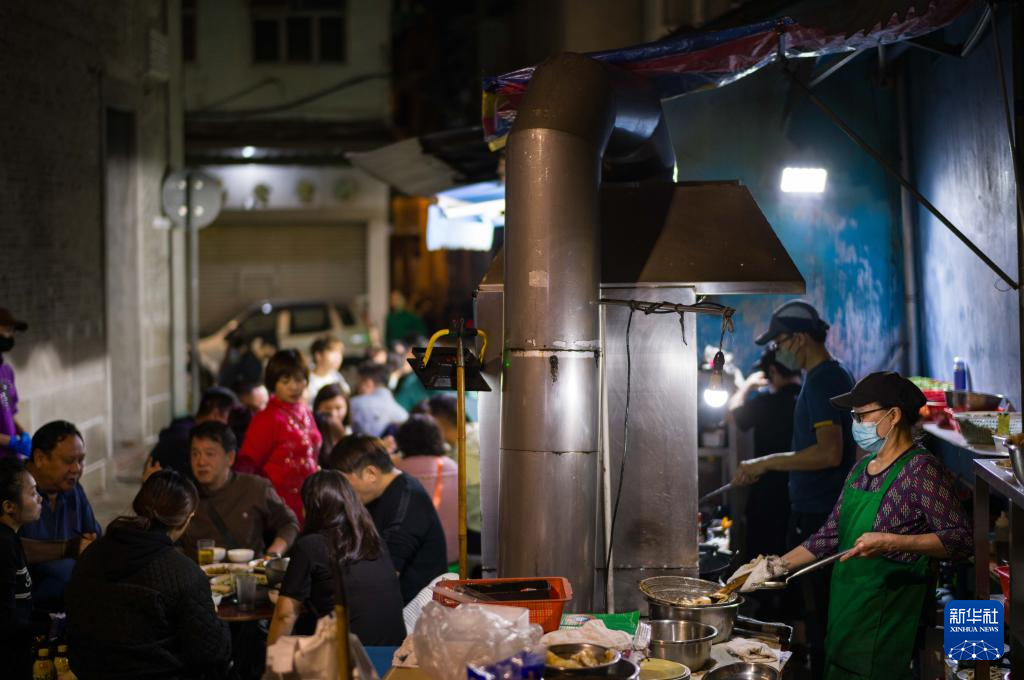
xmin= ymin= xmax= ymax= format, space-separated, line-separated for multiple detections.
xmin=431 ymin=576 xmax=573 ymax=633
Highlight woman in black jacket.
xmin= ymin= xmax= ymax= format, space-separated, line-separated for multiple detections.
xmin=66 ymin=470 xmax=231 ymax=679
xmin=267 ymin=470 xmax=405 ymax=646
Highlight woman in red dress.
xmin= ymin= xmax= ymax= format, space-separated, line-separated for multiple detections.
xmin=236 ymin=350 xmax=322 ymax=523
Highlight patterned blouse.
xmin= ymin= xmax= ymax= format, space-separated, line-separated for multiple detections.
xmin=803 ymin=449 xmax=972 ymax=562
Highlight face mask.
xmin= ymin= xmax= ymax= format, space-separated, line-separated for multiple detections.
xmin=774 ymin=346 xmax=800 ymax=371
xmin=0 ymin=337 xmax=13 ymax=353
xmin=852 ymin=410 xmax=895 ymax=453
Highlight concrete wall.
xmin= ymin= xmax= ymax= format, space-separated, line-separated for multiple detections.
xmin=0 ymin=0 xmax=183 ymax=496
xmin=908 ymin=8 xmax=1020 ymax=405
xmin=184 ymin=0 xmax=389 ymax=121
xmin=666 ymin=59 xmax=905 ymax=382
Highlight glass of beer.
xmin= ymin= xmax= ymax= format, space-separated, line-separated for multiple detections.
xmin=197 ymin=539 xmax=216 ymax=566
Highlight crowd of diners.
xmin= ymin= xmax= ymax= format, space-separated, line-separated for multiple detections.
xmin=1 ymin=309 xmax=479 ymax=679
xmin=0 ymin=297 xmax=981 ymax=680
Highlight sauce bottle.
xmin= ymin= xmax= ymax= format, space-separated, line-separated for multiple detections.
xmin=53 ymin=644 xmax=70 ymax=677
xmin=32 ymin=647 xmax=55 ymax=680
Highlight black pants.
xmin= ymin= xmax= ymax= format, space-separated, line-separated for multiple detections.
xmin=787 ymin=510 xmax=832 ymax=680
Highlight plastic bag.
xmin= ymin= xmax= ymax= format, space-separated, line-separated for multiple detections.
xmin=411 ymin=602 xmax=543 ymax=680
xmin=264 ymin=613 xmax=379 ymax=680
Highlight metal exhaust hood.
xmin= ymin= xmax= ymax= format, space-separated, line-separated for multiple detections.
xmin=481 ymin=180 xmax=805 ymax=294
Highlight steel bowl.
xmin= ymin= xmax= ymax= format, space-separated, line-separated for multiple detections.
xmin=702 ymin=663 xmax=779 ymax=680
xmin=264 ymin=556 xmax=290 ymax=587
xmin=545 ymin=643 xmax=622 ymax=676
xmin=945 ymin=390 xmax=1007 ymax=411
xmin=647 ymin=620 xmax=716 ymax=671
xmin=1007 ymin=444 xmax=1024 ymax=486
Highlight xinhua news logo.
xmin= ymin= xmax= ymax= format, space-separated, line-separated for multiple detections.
xmin=943 ymin=600 xmax=1004 ymax=661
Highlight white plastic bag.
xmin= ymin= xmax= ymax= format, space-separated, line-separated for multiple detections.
xmin=411 ymin=602 xmax=543 ymax=680
xmin=264 ymin=613 xmax=379 ymax=680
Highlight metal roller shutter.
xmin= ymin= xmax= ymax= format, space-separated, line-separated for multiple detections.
xmin=199 ymin=221 xmax=367 ymax=333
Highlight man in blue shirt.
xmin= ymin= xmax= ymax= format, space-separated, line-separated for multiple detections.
xmin=350 ymin=362 xmax=409 ymax=437
xmin=20 ymin=420 xmax=102 ymax=611
xmin=732 ymin=300 xmax=855 ymax=679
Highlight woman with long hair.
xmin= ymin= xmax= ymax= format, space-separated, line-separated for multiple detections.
xmin=313 ymin=383 xmax=351 ymax=467
xmin=65 ymin=471 xmax=231 ymax=679
xmin=268 ymin=470 xmax=404 ymax=646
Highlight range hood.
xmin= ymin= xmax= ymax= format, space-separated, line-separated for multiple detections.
xmin=481 ymin=180 xmax=805 ymax=295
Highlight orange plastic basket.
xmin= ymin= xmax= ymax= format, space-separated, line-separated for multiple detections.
xmin=431 ymin=576 xmax=573 ymax=633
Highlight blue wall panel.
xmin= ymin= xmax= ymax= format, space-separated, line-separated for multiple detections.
xmin=908 ymin=10 xmax=1020 ymax=405
xmin=664 ymin=59 xmax=904 ymax=381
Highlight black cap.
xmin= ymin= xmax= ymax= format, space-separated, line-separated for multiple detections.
xmin=830 ymin=371 xmax=926 ymax=414
xmin=0 ymin=307 xmax=27 ymax=332
xmin=755 ymin=300 xmax=829 ymax=345
xmin=751 ymin=348 xmax=800 ymax=377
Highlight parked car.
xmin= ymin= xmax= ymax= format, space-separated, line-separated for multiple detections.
xmin=197 ymin=299 xmax=371 ymax=376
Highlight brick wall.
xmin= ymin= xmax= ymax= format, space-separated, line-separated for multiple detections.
xmin=0 ymin=0 xmax=184 ymax=498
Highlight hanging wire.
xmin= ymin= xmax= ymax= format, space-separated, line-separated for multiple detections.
xmin=601 ymin=298 xmax=736 ymax=577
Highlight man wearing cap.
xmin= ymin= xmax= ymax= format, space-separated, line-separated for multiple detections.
xmin=732 ymin=300 xmax=856 ymax=677
xmin=777 ymin=372 xmax=971 ymax=679
xmin=0 ymin=308 xmax=32 ymax=459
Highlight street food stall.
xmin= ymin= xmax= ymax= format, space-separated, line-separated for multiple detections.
xmin=372 ymin=50 xmax=806 ymax=680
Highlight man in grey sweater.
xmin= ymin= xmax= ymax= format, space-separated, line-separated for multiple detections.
xmin=180 ymin=421 xmax=299 ymax=559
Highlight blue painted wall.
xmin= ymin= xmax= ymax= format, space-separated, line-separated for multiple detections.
xmin=664 ymin=58 xmax=905 ymax=381
xmin=908 ymin=8 xmax=1020 ymax=405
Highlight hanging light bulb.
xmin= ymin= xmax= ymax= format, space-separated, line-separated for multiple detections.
xmin=703 ymin=350 xmax=728 ymax=408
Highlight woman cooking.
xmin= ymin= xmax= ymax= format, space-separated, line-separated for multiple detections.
xmin=764 ymin=372 xmax=971 ymax=679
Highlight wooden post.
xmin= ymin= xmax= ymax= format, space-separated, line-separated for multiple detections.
xmin=456 ymin=325 xmax=468 ymax=579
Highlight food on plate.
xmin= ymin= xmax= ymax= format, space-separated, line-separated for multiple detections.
xmin=202 ymin=562 xmax=254 ymax=576
xmin=202 ymin=564 xmax=233 ymax=576
xmin=546 ymin=649 xmax=616 ymax=669
xmin=211 ymin=582 xmax=234 ymax=595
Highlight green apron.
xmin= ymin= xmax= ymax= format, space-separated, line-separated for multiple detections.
xmin=823 ymin=449 xmax=930 ymax=680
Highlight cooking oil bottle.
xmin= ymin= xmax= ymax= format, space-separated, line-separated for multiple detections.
xmin=53 ymin=643 xmax=70 ymax=677
xmin=32 ymin=646 xmax=55 ymax=680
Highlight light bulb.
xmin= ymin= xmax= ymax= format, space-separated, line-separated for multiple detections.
xmin=704 ymin=349 xmax=728 ymax=407
xmin=704 ymin=388 xmax=729 ymax=408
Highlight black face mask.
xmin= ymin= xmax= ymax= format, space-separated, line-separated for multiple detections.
xmin=0 ymin=337 xmax=14 ymax=353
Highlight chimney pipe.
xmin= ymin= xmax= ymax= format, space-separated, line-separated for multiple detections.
xmin=499 ymin=53 xmax=674 ymax=610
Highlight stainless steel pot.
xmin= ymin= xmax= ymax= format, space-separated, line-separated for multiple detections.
xmin=641 ymin=576 xmax=744 ymax=644
xmin=648 ymin=598 xmax=741 ymax=644
xmin=647 ymin=620 xmax=716 ymax=671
